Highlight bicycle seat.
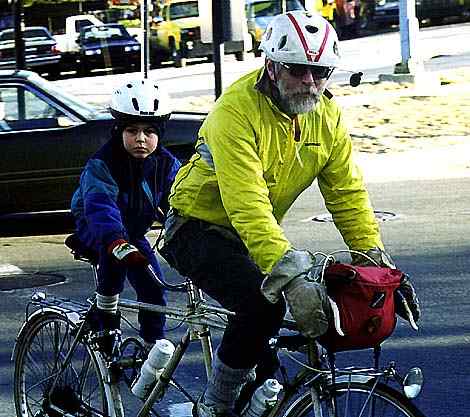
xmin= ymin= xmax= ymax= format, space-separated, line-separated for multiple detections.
xmin=65 ymin=233 xmax=99 ymax=265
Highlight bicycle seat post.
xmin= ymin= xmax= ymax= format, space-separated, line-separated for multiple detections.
xmin=185 ymin=278 xmax=214 ymax=378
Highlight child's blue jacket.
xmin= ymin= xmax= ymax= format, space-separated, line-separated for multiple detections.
xmin=71 ymin=134 xmax=181 ymax=250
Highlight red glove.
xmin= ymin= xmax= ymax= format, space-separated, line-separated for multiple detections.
xmin=108 ymin=239 xmax=149 ymax=268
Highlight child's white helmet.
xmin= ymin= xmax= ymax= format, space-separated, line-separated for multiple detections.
xmin=110 ymin=78 xmax=172 ymax=121
xmin=259 ymin=10 xmax=340 ymax=68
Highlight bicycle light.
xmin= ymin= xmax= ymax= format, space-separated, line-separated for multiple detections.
xmin=402 ymin=367 xmax=424 ymax=398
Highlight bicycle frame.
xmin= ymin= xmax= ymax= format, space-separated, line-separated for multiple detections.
xmin=14 ymin=262 xmax=423 ymax=417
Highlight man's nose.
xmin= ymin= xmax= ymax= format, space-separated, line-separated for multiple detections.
xmin=300 ymin=69 xmax=315 ymax=84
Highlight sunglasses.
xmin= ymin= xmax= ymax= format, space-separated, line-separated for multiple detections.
xmin=278 ymin=62 xmax=334 ymax=80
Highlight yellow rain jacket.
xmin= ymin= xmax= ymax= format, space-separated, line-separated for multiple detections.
xmin=169 ymin=68 xmax=382 ymax=274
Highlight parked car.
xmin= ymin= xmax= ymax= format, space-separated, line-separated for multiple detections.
xmin=76 ymin=23 xmax=141 ymax=75
xmin=245 ymin=0 xmax=305 ymax=57
xmin=370 ymin=0 xmax=470 ymax=29
xmin=151 ymin=0 xmax=251 ymax=67
xmin=0 ymin=70 xmax=204 ymax=215
xmin=0 ymin=27 xmax=61 ymax=78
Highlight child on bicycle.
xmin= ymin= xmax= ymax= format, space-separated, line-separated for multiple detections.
xmin=71 ymin=78 xmax=181 ymax=356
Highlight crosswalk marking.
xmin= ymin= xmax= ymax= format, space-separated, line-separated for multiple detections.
xmin=0 ymin=264 xmax=24 ymax=276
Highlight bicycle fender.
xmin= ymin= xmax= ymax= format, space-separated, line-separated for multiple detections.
xmin=11 ymin=307 xmax=82 ymax=362
xmin=282 ymin=374 xmax=376 ymax=416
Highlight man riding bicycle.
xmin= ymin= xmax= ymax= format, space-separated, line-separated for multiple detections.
xmin=160 ymin=10 xmax=420 ymax=417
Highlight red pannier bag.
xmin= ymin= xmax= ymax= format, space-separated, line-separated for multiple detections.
xmin=318 ymin=263 xmax=402 ymax=352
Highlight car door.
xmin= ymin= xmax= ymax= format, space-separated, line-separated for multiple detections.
xmin=0 ymin=81 xmax=101 ymax=215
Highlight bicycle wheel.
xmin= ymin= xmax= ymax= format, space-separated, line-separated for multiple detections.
xmin=14 ymin=311 xmax=109 ymax=417
xmin=283 ymin=381 xmax=425 ymax=417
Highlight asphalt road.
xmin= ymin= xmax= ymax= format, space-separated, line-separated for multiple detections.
xmin=1 ymin=177 xmax=469 ymax=417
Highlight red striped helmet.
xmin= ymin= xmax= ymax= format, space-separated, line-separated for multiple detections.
xmin=259 ymin=10 xmax=340 ymax=68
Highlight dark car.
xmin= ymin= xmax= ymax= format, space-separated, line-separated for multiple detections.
xmin=0 ymin=26 xmax=61 ymax=78
xmin=77 ymin=23 xmax=141 ymax=75
xmin=0 ymin=70 xmax=203 ymax=216
xmin=371 ymin=0 xmax=470 ymax=28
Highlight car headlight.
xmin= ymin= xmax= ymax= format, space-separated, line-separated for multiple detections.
xmin=125 ymin=45 xmax=140 ymax=52
xmin=85 ymin=49 xmax=102 ymax=56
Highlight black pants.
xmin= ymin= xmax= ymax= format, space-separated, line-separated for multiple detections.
xmin=161 ymin=219 xmax=286 ymax=369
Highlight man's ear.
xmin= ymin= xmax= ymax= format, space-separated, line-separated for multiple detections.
xmin=266 ymin=59 xmax=276 ymax=81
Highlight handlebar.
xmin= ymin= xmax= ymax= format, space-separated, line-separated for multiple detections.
xmin=146 ymin=264 xmax=188 ymax=292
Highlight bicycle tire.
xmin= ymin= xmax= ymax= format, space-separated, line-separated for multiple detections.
xmin=14 ymin=311 xmax=109 ymax=417
xmin=282 ymin=380 xmax=425 ymax=417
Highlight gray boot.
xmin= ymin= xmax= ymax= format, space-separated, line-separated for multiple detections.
xmin=196 ymin=351 xmax=254 ymax=417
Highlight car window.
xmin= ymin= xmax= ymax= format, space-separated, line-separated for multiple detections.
xmin=0 ymin=27 xmax=52 ymax=41
xmin=75 ymin=19 xmax=95 ymax=32
xmin=82 ymin=25 xmax=129 ymax=41
xmin=0 ymin=86 xmax=67 ymax=131
xmin=23 ymin=28 xmax=51 ymax=40
xmin=169 ymin=1 xmax=199 ymax=19
xmin=249 ymin=0 xmax=303 ymax=17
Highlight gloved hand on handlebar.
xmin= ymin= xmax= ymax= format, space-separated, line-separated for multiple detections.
xmin=108 ymin=239 xmax=149 ymax=268
xmin=395 ymin=274 xmax=421 ymax=328
xmin=351 ymin=247 xmax=396 ymax=269
xmin=351 ymin=248 xmax=421 ymax=329
xmin=261 ymin=249 xmax=331 ymax=339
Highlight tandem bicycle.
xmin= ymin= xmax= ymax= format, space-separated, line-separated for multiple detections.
xmin=12 ymin=234 xmax=426 ymax=417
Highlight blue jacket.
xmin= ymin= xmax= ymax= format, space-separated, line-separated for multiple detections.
xmin=71 ymin=132 xmax=181 ymax=250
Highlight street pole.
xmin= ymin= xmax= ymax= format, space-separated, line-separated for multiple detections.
xmin=212 ymin=0 xmax=226 ymax=99
xmin=395 ymin=0 xmax=421 ymax=74
xmin=140 ymin=0 xmax=150 ymax=79
xmin=13 ymin=0 xmax=26 ymax=70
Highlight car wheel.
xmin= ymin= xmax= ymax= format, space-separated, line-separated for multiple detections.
xmin=47 ymin=67 xmax=61 ymax=80
xmin=235 ymin=51 xmax=245 ymax=61
xmin=77 ymin=61 xmax=90 ymax=77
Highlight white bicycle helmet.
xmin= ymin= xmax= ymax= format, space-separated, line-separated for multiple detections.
xmin=259 ymin=10 xmax=340 ymax=68
xmin=110 ymin=78 xmax=172 ymax=122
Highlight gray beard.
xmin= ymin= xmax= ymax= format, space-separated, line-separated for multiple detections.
xmin=276 ymin=79 xmax=321 ymax=115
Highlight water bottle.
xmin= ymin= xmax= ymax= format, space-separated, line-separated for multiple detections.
xmin=131 ymin=339 xmax=175 ymax=399
xmin=242 ymin=379 xmax=283 ymax=417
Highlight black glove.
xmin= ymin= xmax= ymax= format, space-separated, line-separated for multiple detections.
xmin=395 ymin=274 xmax=421 ymax=329
xmin=351 ymin=247 xmax=396 ymax=269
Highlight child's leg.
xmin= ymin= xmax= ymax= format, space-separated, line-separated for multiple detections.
xmin=127 ymin=239 xmax=167 ymax=344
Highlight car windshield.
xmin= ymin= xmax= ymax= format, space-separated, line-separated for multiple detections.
xmin=0 ymin=28 xmax=50 ymax=41
xmin=169 ymin=1 xmax=199 ymax=19
xmin=82 ymin=25 xmax=130 ymax=42
xmin=249 ymin=0 xmax=304 ymax=17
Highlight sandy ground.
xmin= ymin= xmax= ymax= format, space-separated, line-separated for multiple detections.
xmin=171 ymin=67 xmax=470 ymax=181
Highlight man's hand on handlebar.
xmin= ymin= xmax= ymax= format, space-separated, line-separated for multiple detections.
xmin=351 ymin=247 xmax=396 ymax=269
xmin=351 ymin=247 xmax=421 ymax=329
xmin=261 ymin=249 xmax=331 ymax=339
xmin=108 ymin=239 xmax=149 ymax=268
xmin=395 ymin=274 xmax=421 ymax=329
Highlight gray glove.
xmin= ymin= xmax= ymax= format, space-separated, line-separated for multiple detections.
xmin=351 ymin=247 xmax=396 ymax=269
xmin=395 ymin=274 xmax=421 ymax=329
xmin=261 ymin=249 xmax=332 ymax=339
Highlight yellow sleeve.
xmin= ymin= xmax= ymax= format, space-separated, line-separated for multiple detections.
xmin=317 ymin=110 xmax=383 ymax=251
xmin=201 ymin=105 xmax=290 ymax=274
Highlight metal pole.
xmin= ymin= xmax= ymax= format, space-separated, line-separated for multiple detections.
xmin=13 ymin=0 xmax=25 ymax=70
xmin=397 ymin=0 xmax=420 ymax=73
xmin=212 ymin=0 xmax=223 ymax=99
xmin=140 ymin=0 xmax=150 ymax=78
